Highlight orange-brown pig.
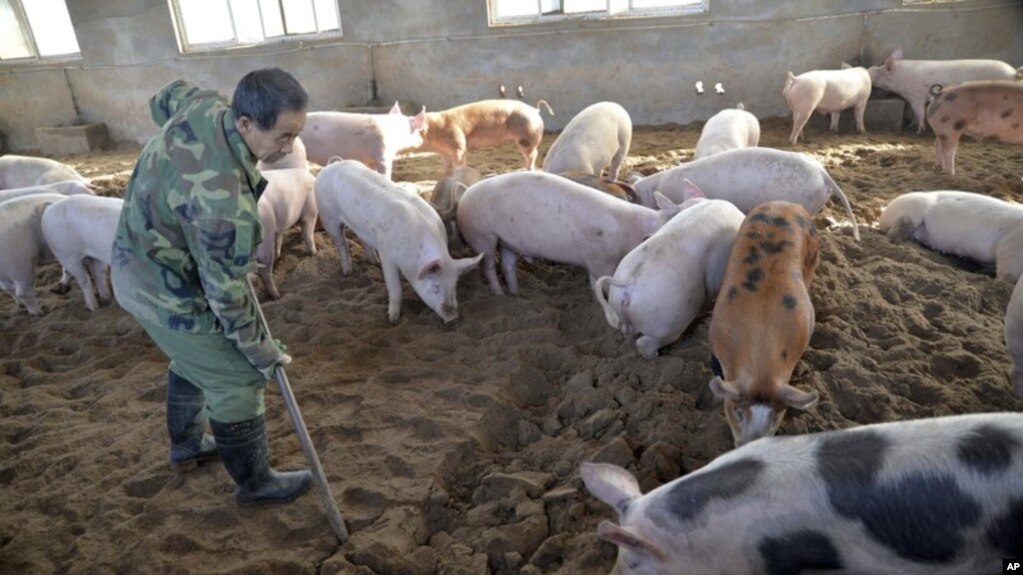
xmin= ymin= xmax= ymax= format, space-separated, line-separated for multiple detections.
xmin=708 ymin=201 xmax=821 ymax=446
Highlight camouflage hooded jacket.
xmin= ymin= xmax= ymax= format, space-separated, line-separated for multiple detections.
xmin=111 ymin=80 xmax=284 ymax=373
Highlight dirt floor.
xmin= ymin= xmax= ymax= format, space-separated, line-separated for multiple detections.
xmin=2 ymin=114 xmax=1022 ymax=575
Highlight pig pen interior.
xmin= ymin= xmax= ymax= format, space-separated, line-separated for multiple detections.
xmin=2 ymin=117 xmax=1023 ymax=574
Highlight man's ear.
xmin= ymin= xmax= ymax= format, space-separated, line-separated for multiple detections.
xmin=235 ymin=115 xmax=254 ymax=135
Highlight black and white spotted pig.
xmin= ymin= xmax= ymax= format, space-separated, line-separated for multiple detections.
xmin=582 ymin=412 xmax=1023 ymax=575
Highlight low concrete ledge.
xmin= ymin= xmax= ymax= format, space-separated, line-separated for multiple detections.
xmin=806 ymin=97 xmax=905 ymax=135
xmin=35 ymin=123 xmax=109 ymax=156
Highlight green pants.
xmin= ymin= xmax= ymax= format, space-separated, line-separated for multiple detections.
xmin=139 ymin=320 xmax=266 ymax=423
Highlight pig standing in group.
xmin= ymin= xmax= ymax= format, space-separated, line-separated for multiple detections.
xmin=0 ymin=154 xmax=93 ymax=189
xmin=456 ymin=171 xmax=680 ymax=298
xmin=0 ymin=193 xmax=66 ymax=315
xmin=708 ymin=201 xmax=821 ymax=447
xmin=417 ymin=99 xmax=554 ymax=172
xmin=256 ymin=168 xmax=318 ymax=299
xmin=40 ymin=195 xmax=123 ymax=311
xmin=879 ymin=190 xmax=1023 ymax=283
xmin=582 ymin=412 xmax=1023 ymax=575
xmin=925 ymin=80 xmax=1023 ymax=175
xmin=782 ymin=63 xmax=872 ymax=144
xmin=300 ymin=102 xmax=427 ymax=179
xmin=1006 ymin=276 xmax=1023 ymax=397
xmin=692 ymin=104 xmax=760 ymax=159
xmin=426 ymin=165 xmax=482 ymax=254
xmin=315 ymin=159 xmax=482 ymax=324
xmin=595 ymin=181 xmax=744 ymax=358
xmin=542 ymin=101 xmax=632 ymax=180
xmin=0 ymin=180 xmax=95 ymax=203
xmin=867 ymin=49 xmax=1022 ymax=133
xmin=633 ymin=147 xmax=861 ymax=240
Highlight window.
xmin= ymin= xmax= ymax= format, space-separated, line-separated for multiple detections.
xmin=488 ymin=0 xmax=705 ymax=25
xmin=169 ymin=0 xmax=341 ymax=53
xmin=0 ymin=0 xmax=81 ymax=61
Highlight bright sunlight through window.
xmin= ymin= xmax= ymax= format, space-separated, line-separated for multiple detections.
xmin=0 ymin=0 xmax=80 ymax=61
xmin=490 ymin=0 xmax=705 ymax=24
xmin=170 ymin=0 xmax=341 ymax=52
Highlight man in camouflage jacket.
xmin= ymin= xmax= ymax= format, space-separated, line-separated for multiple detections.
xmin=112 ymin=68 xmax=312 ymax=505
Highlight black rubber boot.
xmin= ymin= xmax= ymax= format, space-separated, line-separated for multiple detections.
xmin=167 ymin=370 xmax=219 ymax=472
xmin=210 ymin=415 xmax=312 ymax=505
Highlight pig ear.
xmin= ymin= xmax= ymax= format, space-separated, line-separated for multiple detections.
xmin=454 ymin=253 xmax=483 ymax=275
xmin=410 ymin=107 xmax=427 ymax=131
xmin=709 ymin=376 xmax=741 ymax=401
xmin=417 ymin=259 xmax=443 ymax=280
xmin=652 ymin=192 xmax=679 ymax=212
xmin=777 ymin=384 xmax=819 ymax=410
xmin=681 ymin=178 xmax=705 ymax=201
xmin=389 ymin=101 xmax=401 ymax=114
xmin=616 ymin=181 xmax=639 ymax=203
xmin=580 ymin=462 xmax=642 ymax=514
xmin=840 ymin=62 xmax=851 ymax=69
xmin=596 ymin=521 xmax=668 ymax=562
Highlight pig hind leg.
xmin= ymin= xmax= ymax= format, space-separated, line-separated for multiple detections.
xmin=323 ymin=218 xmax=354 ymax=275
xmin=853 ymin=99 xmax=867 ymax=134
xmin=995 ymin=226 xmax=1023 ymax=283
xmin=14 ymin=278 xmax=41 ymax=315
xmin=519 ymin=138 xmax=539 ymax=171
xmin=936 ymin=133 xmax=960 ymax=175
xmin=88 ymin=257 xmax=111 ymax=303
xmin=63 ymin=257 xmax=99 ymax=311
xmin=789 ymin=109 xmax=812 ymax=144
xmin=499 ymin=245 xmax=520 ymax=295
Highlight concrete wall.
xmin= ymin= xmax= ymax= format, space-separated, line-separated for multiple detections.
xmin=0 ymin=0 xmax=1020 ymax=152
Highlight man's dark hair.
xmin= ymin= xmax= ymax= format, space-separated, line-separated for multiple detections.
xmin=232 ymin=68 xmax=309 ymax=130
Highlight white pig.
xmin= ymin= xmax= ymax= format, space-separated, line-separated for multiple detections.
xmin=0 ymin=180 xmax=95 ymax=204
xmin=0 ymin=193 xmax=66 ymax=315
xmin=542 ymin=101 xmax=632 ymax=180
xmin=867 ymin=49 xmax=1022 ymax=133
xmin=1006 ymin=275 xmax=1023 ymax=397
xmin=633 ymin=147 xmax=861 ymax=241
xmin=583 ymin=412 xmax=1023 ymax=575
xmin=0 ymin=155 xmax=92 ymax=189
xmin=314 ymin=159 xmax=482 ymax=324
xmin=418 ymin=99 xmax=554 ymax=171
xmin=40 ymin=195 xmax=123 ymax=311
xmin=693 ymin=104 xmax=761 ymax=160
xmin=456 ymin=171 xmax=681 ymax=297
xmin=782 ymin=64 xmax=872 ymax=144
xmin=256 ymin=168 xmax=318 ymax=299
xmin=880 ymin=191 xmax=1023 ymax=283
xmin=595 ymin=183 xmax=744 ymax=358
xmin=300 ymin=102 xmax=427 ymax=179
xmin=257 ymin=136 xmax=308 ymax=171
xmin=926 ymin=80 xmax=1023 ymax=175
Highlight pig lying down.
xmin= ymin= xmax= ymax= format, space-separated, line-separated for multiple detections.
xmin=867 ymin=49 xmax=1021 ymax=133
xmin=633 ymin=147 xmax=861 ymax=241
xmin=582 ymin=412 xmax=1023 ymax=575
xmin=596 ymin=182 xmax=744 ymax=358
xmin=300 ymin=103 xmax=426 ymax=179
xmin=709 ymin=201 xmax=821 ymax=446
xmin=782 ymin=64 xmax=871 ymax=144
xmin=256 ymin=168 xmax=318 ymax=299
xmin=0 ymin=193 xmax=66 ymax=315
xmin=542 ymin=101 xmax=632 ymax=180
xmin=456 ymin=171 xmax=680 ymax=298
xmin=1006 ymin=276 xmax=1023 ymax=397
xmin=40 ymin=195 xmax=123 ymax=311
xmin=692 ymin=104 xmax=760 ymax=160
xmin=0 ymin=154 xmax=92 ymax=189
xmin=315 ymin=159 xmax=481 ymax=324
xmin=879 ymin=190 xmax=1023 ymax=283
xmin=418 ymin=99 xmax=554 ymax=171
xmin=926 ymin=80 xmax=1023 ymax=176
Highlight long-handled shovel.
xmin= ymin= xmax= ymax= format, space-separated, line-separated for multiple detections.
xmin=247 ymin=279 xmax=349 ymax=544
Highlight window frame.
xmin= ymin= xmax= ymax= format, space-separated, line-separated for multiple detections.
xmin=167 ymin=0 xmax=343 ymax=54
xmin=487 ymin=0 xmax=708 ymax=27
xmin=0 ymin=0 xmax=82 ymax=64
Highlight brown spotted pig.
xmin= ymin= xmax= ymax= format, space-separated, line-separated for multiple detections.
xmin=708 ymin=201 xmax=821 ymax=447
xmin=925 ymin=80 xmax=1023 ymax=175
